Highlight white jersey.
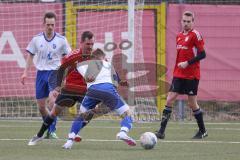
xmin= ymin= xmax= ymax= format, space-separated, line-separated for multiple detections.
xmin=77 ymin=60 xmax=116 ymax=88
xmin=26 ymin=32 xmax=71 ymax=70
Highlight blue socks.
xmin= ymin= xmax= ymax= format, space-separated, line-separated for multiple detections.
xmin=70 ymin=116 xmax=85 ymax=135
xmin=120 ymin=116 xmax=133 ymax=132
xmin=48 ymin=116 xmax=57 ymax=133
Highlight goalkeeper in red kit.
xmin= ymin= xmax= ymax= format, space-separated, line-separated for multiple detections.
xmin=28 ymin=31 xmax=96 ymax=145
xmin=155 ymin=11 xmax=208 ymax=139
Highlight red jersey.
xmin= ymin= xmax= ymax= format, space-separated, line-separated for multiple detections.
xmin=61 ymin=49 xmax=90 ymax=94
xmin=173 ymin=29 xmax=205 ymax=80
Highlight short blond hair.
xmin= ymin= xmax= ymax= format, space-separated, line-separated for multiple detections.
xmin=92 ymin=48 xmax=105 ymax=58
xmin=183 ymin=11 xmax=194 ymax=21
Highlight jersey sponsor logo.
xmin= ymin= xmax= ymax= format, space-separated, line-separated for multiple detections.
xmin=185 ymin=36 xmax=189 ymax=42
xmin=176 ymin=45 xmax=188 ymax=50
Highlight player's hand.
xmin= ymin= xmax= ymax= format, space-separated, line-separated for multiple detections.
xmin=20 ymin=72 xmax=27 ymax=85
xmin=85 ymin=75 xmax=95 ymax=82
xmin=119 ymin=80 xmax=129 ymax=86
xmin=51 ymin=87 xmax=61 ymax=97
xmin=177 ymin=61 xmax=189 ymax=69
xmin=51 ymin=90 xmax=59 ymax=98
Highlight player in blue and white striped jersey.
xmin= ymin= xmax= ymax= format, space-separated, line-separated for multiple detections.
xmin=21 ymin=11 xmax=71 ymax=139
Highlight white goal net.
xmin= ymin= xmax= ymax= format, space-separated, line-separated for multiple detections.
xmin=0 ymin=0 xmax=160 ymax=121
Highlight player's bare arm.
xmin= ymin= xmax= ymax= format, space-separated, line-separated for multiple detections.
xmin=21 ymin=53 xmax=34 ymax=85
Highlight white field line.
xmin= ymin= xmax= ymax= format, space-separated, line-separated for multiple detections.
xmin=0 ymin=125 xmax=151 ymax=129
xmin=1 ymin=119 xmax=240 ymax=125
xmin=161 ymin=140 xmax=240 ymax=144
xmin=0 ymin=138 xmax=240 ymax=144
xmin=0 ymin=125 xmax=240 ymax=131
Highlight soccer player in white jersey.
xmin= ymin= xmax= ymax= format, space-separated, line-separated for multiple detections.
xmin=62 ymin=48 xmax=136 ymax=149
xmin=20 ymin=11 xmax=71 ymax=139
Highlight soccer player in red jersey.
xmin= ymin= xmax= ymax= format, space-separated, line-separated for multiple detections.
xmin=53 ymin=31 xmax=94 ymax=109
xmin=155 ymin=11 xmax=207 ymax=139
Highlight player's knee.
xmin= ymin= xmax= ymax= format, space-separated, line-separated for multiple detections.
xmin=166 ymin=93 xmax=178 ymax=105
xmin=166 ymin=98 xmax=175 ymax=106
xmin=78 ymin=110 xmax=95 ymax=121
xmin=48 ymin=101 xmax=54 ymax=110
xmin=38 ymin=106 xmax=48 ymax=116
xmin=188 ymin=103 xmax=199 ymax=110
xmin=51 ymin=105 xmax=62 ymax=116
xmin=120 ymin=110 xmax=131 ymax=118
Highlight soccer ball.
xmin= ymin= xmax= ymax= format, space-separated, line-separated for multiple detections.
xmin=140 ymin=132 xmax=158 ymax=150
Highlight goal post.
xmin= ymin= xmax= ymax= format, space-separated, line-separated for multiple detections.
xmin=127 ymin=0 xmax=135 ymax=106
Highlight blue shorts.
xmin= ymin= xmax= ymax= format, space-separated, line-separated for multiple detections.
xmin=80 ymin=83 xmax=129 ymax=115
xmin=35 ymin=70 xmax=56 ymax=99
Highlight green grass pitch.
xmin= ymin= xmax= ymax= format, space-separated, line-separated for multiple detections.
xmin=0 ymin=120 xmax=240 ymax=160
